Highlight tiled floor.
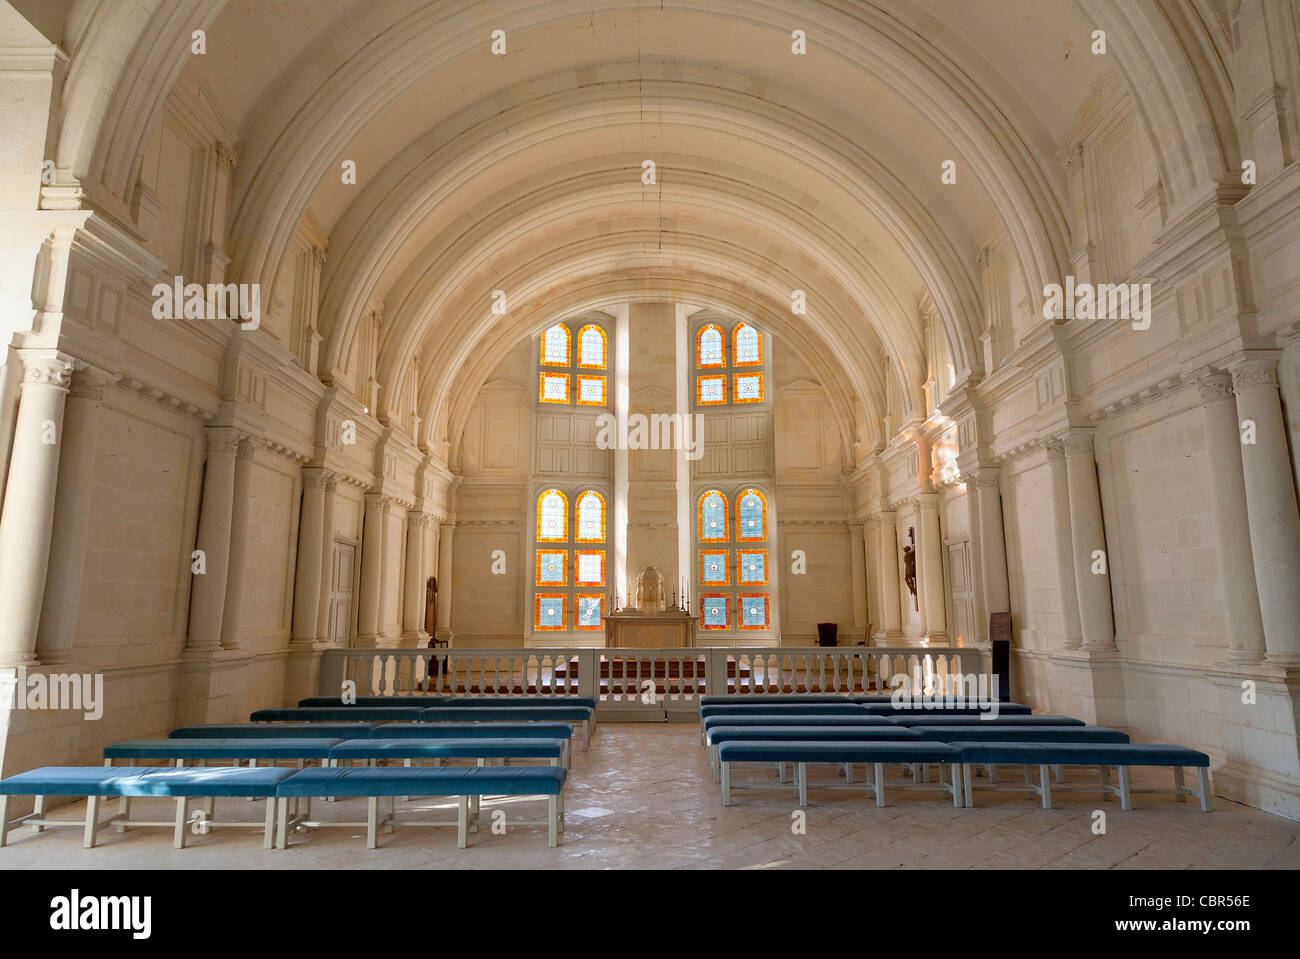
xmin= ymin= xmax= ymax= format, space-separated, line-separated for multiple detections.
xmin=2 ymin=723 xmax=1297 ymax=870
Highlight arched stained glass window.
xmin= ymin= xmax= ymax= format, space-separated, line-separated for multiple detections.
xmin=575 ymin=490 xmax=606 ymax=542
xmin=733 ymin=323 xmax=762 ymax=366
xmin=536 ymin=489 xmax=567 ymax=542
xmin=696 ymin=324 xmax=725 ymax=368
xmin=577 ymin=324 xmax=607 ymax=369
xmin=736 ymin=488 xmax=767 ymax=541
xmin=541 ymin=325 xmax=570 ymax=366
xmin=698 ymin=490 xmax=728 ymax=542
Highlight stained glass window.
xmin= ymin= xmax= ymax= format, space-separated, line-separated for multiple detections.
xmin=737 ymin=489 xmax=767 ymax=541
xmin=536 ymin=489 xmax=567 ymax=542
xmin=577 ymin=324 xmax=607 ymax=368
xmin=539 ymin=372 xmax=569 ymax=403
xmin=700 ymin=595 xmax=729 ymax=630
xmin=575 ymin=550 xmax=605 ymax=586
xmin=734 ymin=373 xmax=764 ymax=403
xmin=536 ymin=550 xmax=566 ymax=585
xmin=699 ymin=550 xmax=729 ymax=585
xmin=733 ymin=323 xmax=762 ymax=366
xmin=575 ymin=490 xmax=606 ymax=542
xmin=698 ymin=491 xmax=727 ymax=541
xmin=738 ymin=549 xmax=767 ymax=585
xmin=697 ymin=375 xmax=726 ymax=405
xmin=575 ymin=594 xmax=604 ymax=630
xmin=738 ymin=594 xmax=769 ymax=629
xmin=535 ymin=594 xmax=566 ymax=630
xmin=696 ymin=324 xmax=725 ymax=368
xmin=541 ymin=325 xmax=570 ymax=366
xmin=577 ymin=374 xmax=607 ymax=406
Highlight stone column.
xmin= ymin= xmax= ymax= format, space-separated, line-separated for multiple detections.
xmin=403 ymin=510 xmax=429 ymax=644
xmin=314 ymin=473 xmax=338 ymax=644
xmin=972 ymin=468 xmax=1011 ymax=615
xmin=1232 ymin=359 xmax=1300 ymax=663
xmin=291 ymin=468 xmax=328 ymax=647
xmin=435 ymin=522 xmax=455 ymax=642
xmin=862 ymin=519 xmax=878 ymax=635
xmin=1196 ymin=372 xmax=1266 ymax=663
xmin=1063 ymin=431 xmax=1115 ymax=650
xmin=36 ymin=367 xmax=108 ymax=663
xmin=374 ymin=499 xmax=395 ymax=647
xmin=356 ymin=493 xmax=387 ymax=646
xmin=848 ymin=521 xmax=867 ymax=636
xmin=218 ymin=438 xmax=255 ymax=650
xmin=876 ymin=509 xmax=902 ymax=641
xmin=186 ymin=427 xmax=241 ymax=651
xmin=1046 ymin=443 xmax=1084 ymax=649
xmin=918 ymin=492 xmax=947 ymax=641
xmin=0 ymin=352 xmax=75 ymax=666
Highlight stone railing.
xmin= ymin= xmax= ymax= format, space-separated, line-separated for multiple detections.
xmin=317 ymin=645 xmax=987 ymax=720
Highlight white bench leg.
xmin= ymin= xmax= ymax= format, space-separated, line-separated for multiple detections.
xmin=83 ymin=795 xmax=100 ymax=849
xmin=366 ymin=796 xmax=379 ymax=849
xmin=116 ymin=794 xmax=130 ymax=832
xmin=1039 ymin=764 xmax=1052 ymax=809
xmin=548 ymin=796 xmax=558 ymax=847
xmin=276 ymin=797 xmax=289 ymax=849
xmin=721 ymin=762 xmax=732 ymax=806
xmin=1117 ymin=765 xmax=1132 ymax=810
xmin=874 ymin=763 xmax=885 ymax=807
xmin=844 ymin=763 xmax=854 ymax=785
xmin=1099 ymin=765 xmax=1109 ymax=800
xmin=1054 ymin=764 xmax=1063 ymax=784
xmin=0 ymin=795 xmax=9 ymax=847
xmin=457 ymin=796 xmax=469 ymax=848
xmin=173 ymin=797 xmax=188 ymax=849
xmin=962 ymin=763 xmax=973 ymax=808
xmin=263 ymin=798 xmax=276 ymax=850
xmin=33 ymin=795 xmax=45 ymax=833
xmin=951 ymin=764 xmax=963 ymax=808
xmin=1197 ymin=768 xmax=1213 ymax=812
xmin=1173 ymin=766 xmax=1186 ymax=802
xmin=797 ymin=763 xmax=808 ymax=807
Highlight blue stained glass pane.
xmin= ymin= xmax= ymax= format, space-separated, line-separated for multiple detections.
xmin=576 ymin=596 xmax=603 ymax=627
xmin=735 ymin=325 xmax=759 ymax=364
xmin=699 ymin=327 xmax=723 ymax=366
xmin=739 ymin=550 xmax=765 ymax=583
xmin=700 ymin=492 xmax=726 ymax=540
xmin=538 ymin=597 xmax=565 ymax=628
xmin=741 ymin=596 xmax=768 ymax=628
xmin=537 ymin=551 xmax=565 ymax=583
xmin=702 ymin=598 xmax=728 ymax=628
xmin=539 ymin=492 xmax=566 ymax=539
xmin=698 ymin=376 xmax=725 ymax=404
xmin=542 ymin=326 xmax=569 ymax=364
xmin=735 ymin=374 xmax=762 ymax=401
xmin=579 ymin=327 xmax=604 ymax=367
xmin=700 ymin=553 xmax=727 ymax=584
xmin=738 ymin=492 xmax=764 ymax=538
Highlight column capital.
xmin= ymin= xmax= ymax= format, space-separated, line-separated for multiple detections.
xmin=204 ymin=426 xmax=246 ymax=456
xmin=19 ymin=350 xmax=76 ymax=391
xmin=1060 ymin=430 xmax=1095 ymax=458
xmin=1231 ymin=358 xmax=1279 ymax=391
xmin=1044 ymin=440 xmax=1066 ymax=463
xmin=234 ymin=437 xmax=256 ymax=461
xmin=970 ymin=467 xmax=1002 ymax=488
xmin=364 ymin=491 xmax=393 ymax=512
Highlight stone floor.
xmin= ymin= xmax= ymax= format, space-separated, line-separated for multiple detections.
xmin=2 ymin=723 xmax=1298 ymax=870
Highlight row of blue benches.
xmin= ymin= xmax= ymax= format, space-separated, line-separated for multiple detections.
xmin=696 ymin=700 xmax=1213 ymax=812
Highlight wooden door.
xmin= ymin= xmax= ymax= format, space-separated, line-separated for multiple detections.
xmin=945 ymin=539 xmax=976 ymax=645
xmin=329 ymin=539 xmax=356 ymax=646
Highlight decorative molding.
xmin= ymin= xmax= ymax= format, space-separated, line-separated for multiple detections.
xmin=1232 ymin=364 xmax=1278 ymax=390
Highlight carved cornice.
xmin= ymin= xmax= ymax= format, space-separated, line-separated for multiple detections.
xmin=116 ymin=375 xmax=211 ymax=421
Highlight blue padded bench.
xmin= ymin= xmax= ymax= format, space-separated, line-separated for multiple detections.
xmin=444 ymin=696 xmax=598 ymax=709
xmin=951 ymin=742 xmax=1212 ymax=811
xmin=886 ymin=714 xmax=1083 ymax=726
xmin=0 ymin=766 xmax=296 ymax=849
xmin=698 ymin=702 xmax=867 ymax=717
xmin=251 ymin=707 xmax=425 ymax=723
xmin=717 ymin=741 xmax=962 ymax=808
xmin=330 ymin=738 xmax=565 ymax=775
xmin=298 ymin=695 xmax=598 ymax=710
xmin=858 ymin=702 xmax=1033 ymax=717
xmin=699 ymin=712 xmax=891 ymax=745
xmin=417 ymin=707 xmax=593 ymax=750
xmin=704 ymin=725 xmax=921 ymax=781
xmin=274 ymin=765 xmax=567 ymax=848
xmin=171 ymin=723 xmax=376 ymax=739
xmin=299 ymin=696 xmax=449 ymax=707
xmin=377 ymin=722 xmax=572 ymax=765
xmin=698 ymin=694 xmax=849 ymax=706
xmin=105 ymin=738 xmax=341 ymax=763
xmin=912 ymin=727 xmax=1129 ymax=744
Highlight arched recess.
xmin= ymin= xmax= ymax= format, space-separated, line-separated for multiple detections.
xmin=1073 ymin=0 xmax=1241 ymax=214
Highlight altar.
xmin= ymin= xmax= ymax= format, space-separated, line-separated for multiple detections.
xmin=603 ymin=610 xmax=696 ymax=648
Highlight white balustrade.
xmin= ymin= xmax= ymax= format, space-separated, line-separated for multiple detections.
xmin=317 ymin=646 xmax=987 ymax=717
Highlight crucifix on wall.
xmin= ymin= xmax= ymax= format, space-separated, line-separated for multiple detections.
xmin=902 ymin=527 xmax=918 ymax=611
